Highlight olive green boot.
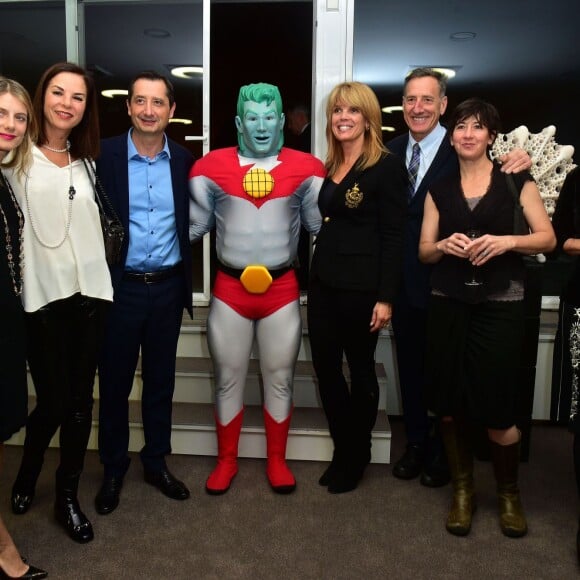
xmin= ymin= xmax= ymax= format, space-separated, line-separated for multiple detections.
xmin=490 ymin=440 xmax=528 ymax=538
xmin=440 ymin=420 xmax=476 ymax=536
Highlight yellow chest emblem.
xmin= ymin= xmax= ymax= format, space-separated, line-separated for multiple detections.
xmin=242 ymin=168 xmax=275 ymax=199
xmin=345 ymin=182 xmax=363 ymax=208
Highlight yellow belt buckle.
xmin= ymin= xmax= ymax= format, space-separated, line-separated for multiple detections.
xmin=240 ymin=265 xmax=273 ymax=294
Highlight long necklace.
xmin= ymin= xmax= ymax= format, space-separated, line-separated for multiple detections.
xmin=0 ymin=170 xmax=24 ymax=296
xmin=25 ymin=145 xmax=77 ymax=249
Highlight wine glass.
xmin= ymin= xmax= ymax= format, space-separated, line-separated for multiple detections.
xmin=464 ymin=228 xmax=482 ymax=287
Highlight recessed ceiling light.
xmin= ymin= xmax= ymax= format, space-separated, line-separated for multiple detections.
xmin=432 ymin=68 xmax=457 ymax=79
xmin=450 ymin=31 xmax=476 ymax=41
xmin=170 ymin=66 xmax=203 ymax=79
xmin=408 ymin=66 xmax=460 ymax=79
xmin=381 ymin=126 xmax=396 ymax=132
xmin=382 ymin=106 xmax=403 ymax=114
xmin=144 ymin=28 xmax=171 ymax=39
xmin=169 ymin=118 xmax=193 ymax=125
xmin=101 ymin=89 xmax=128 ymax=99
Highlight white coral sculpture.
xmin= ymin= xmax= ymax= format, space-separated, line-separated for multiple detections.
xmin=491 ymin=125 xmax=576 ymax=218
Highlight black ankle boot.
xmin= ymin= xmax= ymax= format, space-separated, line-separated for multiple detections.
xmin=577 ymin=517 xmax=580 ymax=565
xmin=55 ymin=470 xmax=94 ymax=543
xmin=11 ymin=488 xmax=35 ymax=515
xmin=55 ymin=496 xmax=94 ymax=544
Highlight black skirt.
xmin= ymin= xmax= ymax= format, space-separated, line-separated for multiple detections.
xmin=425 ymin=295 xmax=524 ymax=429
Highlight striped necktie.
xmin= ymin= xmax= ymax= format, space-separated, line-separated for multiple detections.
xmin=407 ymin=143 xmax=421 ymax=199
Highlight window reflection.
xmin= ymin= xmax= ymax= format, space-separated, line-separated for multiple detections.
xmin=84 ymin=0 xmax=205 ymax=291
xmin=0 ymin=1 xmax=66 ymax=96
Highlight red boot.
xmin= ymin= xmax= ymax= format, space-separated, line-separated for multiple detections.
xmin=264 ymin=408 xmax=296 ymax=494
xmin=206 ymin=409 xmax=243 ymax=495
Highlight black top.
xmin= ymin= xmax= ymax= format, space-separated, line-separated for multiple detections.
xmin=310 ymin=153 xmax=407 ymax=303
xmin=0 ymin=171 xmax=22 ymax=305
xmin=0 ymin=170 xmax=27 ymax=442
xmin=429 ymin=162 xmax=531 ymax=304
xmin=552 ymin=167 xmax=580 ymax=304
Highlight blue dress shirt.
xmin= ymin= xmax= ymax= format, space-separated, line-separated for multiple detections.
xmin=125 ymin=130 xmax=182 ymax=272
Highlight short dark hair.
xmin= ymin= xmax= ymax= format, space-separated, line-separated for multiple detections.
xmin=128 ymin=71 xmax=175 ymax=107
xmin=404 ymin=67 xmax=448 ymax=97
xmin=447 ymin=98 xmax=502 ymax=142
xmin=34 ymin=62 xmax=100 ymax=159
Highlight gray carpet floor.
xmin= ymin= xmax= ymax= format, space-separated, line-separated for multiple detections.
xmin=1 ymin=420 xmax=578 ymax=579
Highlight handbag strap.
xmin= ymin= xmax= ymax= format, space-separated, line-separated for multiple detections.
xmin=82 ymin=158 xmax=121 ymax=223
xmin=505 ymin=173 xmax=527 ymax=235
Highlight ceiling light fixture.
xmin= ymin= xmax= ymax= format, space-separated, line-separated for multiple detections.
xmin=169 ymin=118 xmax=193 ymax=125
xmin=408 ymin=66 xmax=460 ymax=79
xmin=101 ymin=89 xmax=128 ymax=99
xmin=382 ymin=106 xmax=403 ymax=114
xmin=170 ymin=66 xmax=203 ymax=79
xmin=450 ymin=31 xmax=476 ymax=41
xmin=381 ymin=126 xmax=395 ymax=132
xmin=144 ymin=28 xmax=171 ymax=39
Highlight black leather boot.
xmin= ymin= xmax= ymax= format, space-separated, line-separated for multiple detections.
xmin=54 ymin=469 xmax=94 ymax=543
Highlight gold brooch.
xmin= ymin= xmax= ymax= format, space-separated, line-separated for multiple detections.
xmin=345 ymin=182 xmax=363 ymax=208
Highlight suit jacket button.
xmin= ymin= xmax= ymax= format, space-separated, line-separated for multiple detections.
xmin=324 ymin=217 xmax=330 ymax=222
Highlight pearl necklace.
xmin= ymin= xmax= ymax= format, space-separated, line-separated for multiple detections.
xmin=41 ymin=140 xmax=70 ymax=154
xmin=0 ymin=171 xmax=24 ymax=296
xmin=25 ymin=146 xmax=77 ymax=249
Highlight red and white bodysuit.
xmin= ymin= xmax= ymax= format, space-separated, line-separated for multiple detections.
xmin=189 ymin=147 xmax=325 ymax=493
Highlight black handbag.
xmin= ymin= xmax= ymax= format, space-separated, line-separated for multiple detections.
xmin=83 ymin=158 xmax=125 ymax=265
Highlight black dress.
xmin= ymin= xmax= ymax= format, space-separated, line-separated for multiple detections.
xmin=0 ymin=170 xmax=27 ymax=442
xmin=551 ymin=167 xmax=580 ymax=433
xmin=424 ymin=165 xmax=529 ymax=428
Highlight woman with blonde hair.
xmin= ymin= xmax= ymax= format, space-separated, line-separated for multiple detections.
xmin=308 ymin=81 xmax=407 ymax=493
xmin=0 ymin=77 xmax=47 ymax=579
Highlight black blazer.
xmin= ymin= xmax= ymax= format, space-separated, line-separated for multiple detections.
xmin=95 ymin=132 xmax=194 ymax=317
xmin=310 ymin=153 xmax=407 ymax=303
xmin=388 ymin=132 xmax=459 ymax=308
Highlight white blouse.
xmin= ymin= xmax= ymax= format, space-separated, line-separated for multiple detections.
xmin=7 ymin=146 xmax=113 ymax=312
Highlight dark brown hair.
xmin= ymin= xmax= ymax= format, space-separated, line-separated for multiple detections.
xmin=33 ymin=62 xmax=100 ymax=159
xmin=448 ymin=97 xmax=502 ymax=143
xmin=128 ymin=71 xmax=175 ymax=107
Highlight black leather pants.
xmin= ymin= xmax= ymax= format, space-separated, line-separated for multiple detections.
xmin=14 ymin=294 xmax=108 ymax=494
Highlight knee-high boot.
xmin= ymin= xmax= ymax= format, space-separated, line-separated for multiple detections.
xmin=54 ymin=468 xmax=93 ymax=543
xmin=490 ymin=439 xmax=528 ymax=537
xmin=206 ymin=408 xmax=243 ymax=495
xmin=440 ymin=420 xmax=476 ymax=536
xmin=264 ymin=407 xmax=296 ymax=494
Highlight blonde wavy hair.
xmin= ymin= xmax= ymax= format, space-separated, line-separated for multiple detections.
xmin=0 ymin=77 xmax=37 ymax=176
xmin=324 ymin=81 xmax=388 ymax=177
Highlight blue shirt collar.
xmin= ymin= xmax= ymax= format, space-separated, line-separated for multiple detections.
xmin=127 ymin=128 xmax=171 ymax=161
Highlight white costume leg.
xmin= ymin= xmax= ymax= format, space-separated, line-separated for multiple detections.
xmin=257 ymin=300 xmax=301 ymax=493
xmin=256 ymin=300 xmax=302 ymax=421
xmin=207 ymin=297 xmax=255 ymax=425
xmin=205 ymin=298 xmax=254 ymax=494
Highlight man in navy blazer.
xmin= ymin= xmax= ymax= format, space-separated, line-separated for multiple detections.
xmin=94 ymin=71 xmax=194 ymax=514
xmin=388 ymin=68 xmax=530 ymax=487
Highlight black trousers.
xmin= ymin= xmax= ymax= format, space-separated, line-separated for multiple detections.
xmin=97 ymin=275 xmax=184 ymax=476
xmin=307 ymin=279 xmax=380 ymax=463
xmin=17 ymin=294 xmax=108 ymax=488
xmin=391 ymin=296 xmax=430 ymax=446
